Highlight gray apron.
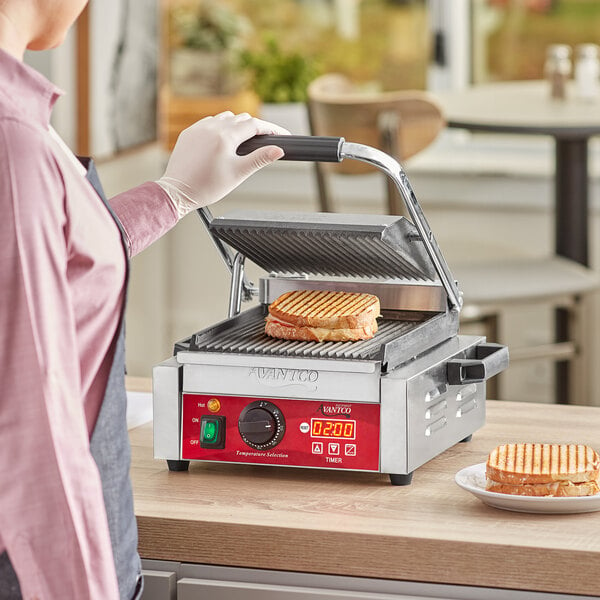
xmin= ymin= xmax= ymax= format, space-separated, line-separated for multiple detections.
xmin=0 ymin=158 xmax=142 ymax=600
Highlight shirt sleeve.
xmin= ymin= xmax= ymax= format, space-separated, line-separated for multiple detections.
xmin=109 ymin=181 xmax=178 ymax=257
xmin=0 ymin=119 xmax=119 ymax=599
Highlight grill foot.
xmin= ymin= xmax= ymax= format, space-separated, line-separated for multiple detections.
xmin=389 ymin=472 xmax=413 ymax=486
xmin=460 ymin=434 xmax=473 ymax=443
xmin=167 ymin=459 xmax=190 ymax=472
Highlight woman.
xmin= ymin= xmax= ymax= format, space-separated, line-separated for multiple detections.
xmin=0 ymin=1 xmax=287 ymax=598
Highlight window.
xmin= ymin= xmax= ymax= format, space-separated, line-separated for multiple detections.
xmin=472 ymin=0 xmax=600 ymax=84
xmin=168 ymin=0 xmax=430 ymax=93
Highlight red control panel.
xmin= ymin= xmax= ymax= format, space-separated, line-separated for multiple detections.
xmin=181 ymin=393 xmax=380 ymax=471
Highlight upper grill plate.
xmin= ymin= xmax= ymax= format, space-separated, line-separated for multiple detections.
xmin=209 ymin=211 xmax=437 ymax=282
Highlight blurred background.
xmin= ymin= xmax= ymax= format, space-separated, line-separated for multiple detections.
xmin=27 ymin=0 xmax=600 ymax=403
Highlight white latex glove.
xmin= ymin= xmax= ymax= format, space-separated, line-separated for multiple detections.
xmin=156 ymin=111 xmax=289 ymax=218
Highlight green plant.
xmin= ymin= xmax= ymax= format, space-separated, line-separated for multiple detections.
xmin=240 ymin=36 xmax=319 ymax=103
xmin=170 ymin=1 xmax=250 ymax=52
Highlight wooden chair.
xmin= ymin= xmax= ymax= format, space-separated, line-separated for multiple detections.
xmin=307 ymin=73 xmax=445 ymax=215
xmin=306 ymin=74 xmax=600 ymax=403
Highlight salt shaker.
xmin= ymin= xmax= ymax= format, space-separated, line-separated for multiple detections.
xmin=544 ymin=44 xmax=572 ymax=100
xmin=574 ymin=43 xmax=600 ymax=101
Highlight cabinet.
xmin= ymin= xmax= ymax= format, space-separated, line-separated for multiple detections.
xmin=141 ymin=561 xmax=597 ymax=600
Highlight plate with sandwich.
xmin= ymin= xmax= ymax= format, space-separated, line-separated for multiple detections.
xmin=456 ymin=443 xmax=600 ymax=514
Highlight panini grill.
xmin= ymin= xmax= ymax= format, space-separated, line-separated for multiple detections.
xmin=153 ymin=136 xmax=508 ymax=485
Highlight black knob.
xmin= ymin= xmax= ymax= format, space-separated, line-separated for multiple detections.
xmin=238 ymin=401 xmax=285 ymax=450
xmin=239 ymin=408 xmax=275 ymax=444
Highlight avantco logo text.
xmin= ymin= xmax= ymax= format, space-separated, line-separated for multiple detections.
xmin=248 ymin=366 xmax=319 ymax=389
xmin=317 ymin=403 xmax=352 ymax=417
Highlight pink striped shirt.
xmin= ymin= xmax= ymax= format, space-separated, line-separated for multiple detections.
xmin=0 ymin=48 xmax=177 ymax=598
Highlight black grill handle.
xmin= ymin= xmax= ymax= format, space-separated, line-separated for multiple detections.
xmin=447 ymin=343 xmax=509 ymax=385
xmin=237 ymin=135 xmax=344 ymax=162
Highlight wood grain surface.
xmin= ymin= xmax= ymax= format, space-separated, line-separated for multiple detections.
xmin=130 ymin=400 xmax=600 ymax=595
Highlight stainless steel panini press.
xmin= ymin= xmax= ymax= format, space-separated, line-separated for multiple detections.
xmin=153 ymin=135 xmax=509 ymax=485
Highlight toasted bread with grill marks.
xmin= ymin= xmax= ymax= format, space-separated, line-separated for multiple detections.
xmin=485 ymin=443 xmax=600 ymax=497
xmin=268 ymin=290 xmax=380 ymax=330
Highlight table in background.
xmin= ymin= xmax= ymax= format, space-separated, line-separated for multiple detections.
xmin=436 ymin=81 xmax=600 ymax=404
xmin=436 ymin=80 xmax=600 ymax=266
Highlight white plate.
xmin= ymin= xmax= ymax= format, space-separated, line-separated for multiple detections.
xmin=455 ymin=463 xmax=600 ymax=514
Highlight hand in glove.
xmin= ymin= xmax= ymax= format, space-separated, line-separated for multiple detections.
xmin=156 ymin=111 xmax=289 ymax=218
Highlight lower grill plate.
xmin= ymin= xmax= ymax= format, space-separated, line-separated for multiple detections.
xmin=176 ymin=305 xmax=459 ymax=371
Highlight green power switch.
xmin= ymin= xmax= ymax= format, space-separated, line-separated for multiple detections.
xmin=200 ymin=415 xmax=225 ymax=449
xmin=203 ymin=421 xmax=217 ymax=441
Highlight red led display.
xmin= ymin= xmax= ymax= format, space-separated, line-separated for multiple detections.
xmin=310 ymin=418 xmax=356 ymax=440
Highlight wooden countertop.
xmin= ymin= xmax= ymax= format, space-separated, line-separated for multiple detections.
xmin=130 ymin=400 xmax=600 ymax=596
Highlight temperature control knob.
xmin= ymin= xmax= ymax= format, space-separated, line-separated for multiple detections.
xmin=238 ymin=401 xmax=285 ymax=450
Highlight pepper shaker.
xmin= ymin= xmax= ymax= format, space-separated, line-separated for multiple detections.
xmin=574 ymin=44 xmax=600 ymax=101
xmin=544 ymin=44 xmax=572 ymax=100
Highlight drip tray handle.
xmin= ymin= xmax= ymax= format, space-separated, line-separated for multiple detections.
xmin=447 ymin=343 xmax=510 ymax=385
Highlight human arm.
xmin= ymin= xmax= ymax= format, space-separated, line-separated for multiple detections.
xmin=109 ymin=112 xmax=287 ymax=257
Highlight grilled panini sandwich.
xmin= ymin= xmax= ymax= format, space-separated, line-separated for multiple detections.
xmin=486 ymin=443 xmax=600 ymax=497
xmin=266 ymin=290 xmax=380 ymax=342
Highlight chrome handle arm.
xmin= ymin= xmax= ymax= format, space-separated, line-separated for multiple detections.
xmin=196 ymin=207 xmax=257 ymax=302
xmin=339 ymin=142 xmax=462 ymax=311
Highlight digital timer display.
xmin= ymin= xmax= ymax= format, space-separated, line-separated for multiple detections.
xmin=310 ymin=418 xmax=356 ymax=440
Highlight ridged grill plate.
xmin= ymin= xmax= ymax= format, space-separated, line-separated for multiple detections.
xmin=176 ymin=306 xmax=458 ymax=371
xmin=209 ymin=211 xmax=437 ymax=282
